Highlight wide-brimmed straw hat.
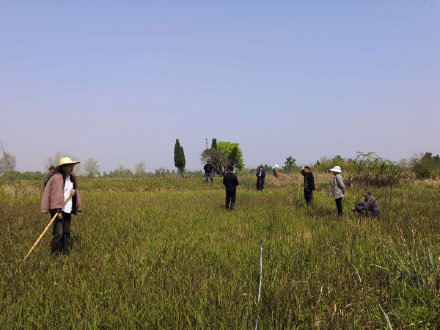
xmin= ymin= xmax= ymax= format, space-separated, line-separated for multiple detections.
xmin=55 ymin=157 xmax=80 ymax=171
xmin=329 ymin=165 xmax=342 ymax=173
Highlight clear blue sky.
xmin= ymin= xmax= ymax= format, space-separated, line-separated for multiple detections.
xmin=1 ymin=1 xmax=439 ymax=172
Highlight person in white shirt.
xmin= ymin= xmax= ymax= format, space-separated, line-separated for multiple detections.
xmin=42 ymin=157 xmax=81 ymax=256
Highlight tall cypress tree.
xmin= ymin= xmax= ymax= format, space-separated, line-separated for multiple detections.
xmin=228 ymin=145 xmax=239 ymax=168
xmin=174 ymin=139 xmax=186 ymax=177
xmin=211 ymin=138 xmax=217 ymax=149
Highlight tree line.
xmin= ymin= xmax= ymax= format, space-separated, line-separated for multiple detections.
xmin=0 ymin=140 xmax=439 ymax=180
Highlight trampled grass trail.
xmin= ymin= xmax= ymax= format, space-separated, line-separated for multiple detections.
xmin=1 ymin=176 xmax=439 ymax=328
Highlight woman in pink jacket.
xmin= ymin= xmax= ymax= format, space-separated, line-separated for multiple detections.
xmin=41 ymin=157 xmax=82 ymax=256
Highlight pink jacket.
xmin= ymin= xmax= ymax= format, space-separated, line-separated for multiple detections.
xmin=41 ymin=173 xmax=82 ymax=214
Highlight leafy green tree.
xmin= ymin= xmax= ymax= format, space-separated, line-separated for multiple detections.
xmin=283 ymin=155 xmax=297 ymax=172
xmin=411 ymin=152 xmax=440 ymax=179
xmin=217 ymin=141 xmax=244 ymax=170
xmin=174 ymin=139 xmax=186 ymax=177
xmin=201 ymin=148 xmax=227 ymax=175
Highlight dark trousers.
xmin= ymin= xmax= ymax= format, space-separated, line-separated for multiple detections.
xmin=335 ymin=198 xmax=343 ymax=216
xmin=50 ymin=211 xmax=72 ymax=255
xmin=226 ymin=190 xmax=236 ymax=208
xmin=205 ymin=173 xmax=213 ymax=183
xmin=304 ymin=190 xmax=314 ymax=205
xmin=256 ymin=179 xmax=265 ymax=191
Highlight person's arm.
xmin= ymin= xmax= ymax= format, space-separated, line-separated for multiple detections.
xmin=309 ymin=173 xmax=315 ymax=191
xmin=336 ymin=175 xmax=346 ymax=194
xmin=223 ymin=176 xmax=226 ymax=185
xmin=76 ymin=187 xmax=82 ymax=212
xmin=40 ymin=176 xmax=53 ymax=213
xmin=301 ymin=170 xmax=306 ymax=177
xmin=235 ymin=176 xmax=239 ymax=186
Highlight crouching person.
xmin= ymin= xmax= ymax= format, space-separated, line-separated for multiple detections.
xmin=41 ymin=157 xmax=82 ymax=256
xmin=353 ymin=189 xmax=380 ymax=218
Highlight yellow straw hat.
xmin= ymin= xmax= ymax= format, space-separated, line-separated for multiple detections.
xmin=55 ymin=157 xmax=80 ymax=171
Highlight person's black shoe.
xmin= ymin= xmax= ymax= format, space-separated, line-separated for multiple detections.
xmin=230 ymin=203 xmax=235 ymax=211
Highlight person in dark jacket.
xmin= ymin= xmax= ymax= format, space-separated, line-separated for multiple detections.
xmin=256 ymin=166 xmax=266 ymax=191
xmin=301 ymin=166 xmax=315 ymax=205
xmin=223 ymin=166 xmax=239 ymax=210
xmin=353 ymin=189 xmax=380 ymax=218
xmin=204 ymin=162 xmax=214 ymax=183
xmin=42 ymin=166 xmax=55 ymax=190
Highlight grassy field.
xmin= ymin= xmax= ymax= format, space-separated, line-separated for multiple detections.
xmin=1 ymin=175 xmax=440 ymax=328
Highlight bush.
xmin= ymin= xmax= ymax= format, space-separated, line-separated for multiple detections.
xmin=346 ymin=152 xmax=404 ymax=187
xmin=411 ymin=153 xmax=440 ymax=179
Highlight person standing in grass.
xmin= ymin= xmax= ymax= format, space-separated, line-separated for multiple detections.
xmin=301 ymin=165 xmax=315 ymax=205
xmin=43 ymin=165 xmax=55 ymax=187
xmin=256 ymin=165 xmax=266 ymax=191
xmin=329 ymin=165 xmax=346 ymax=217
xmin=204 ymin=161 xmax=214 ymax=183
xmin=42 ymin=165 xmax=55 ymax=193
xmin=273 ymin=166 xmax=277 ymax=178
xmin=223 ymin=165 xmax=239 ymax=210
xmin=41 ymin=157 xmax=82 ymax=256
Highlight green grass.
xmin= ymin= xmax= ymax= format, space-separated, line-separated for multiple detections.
xmin=1 ymin=176 xmax=439 ymax=328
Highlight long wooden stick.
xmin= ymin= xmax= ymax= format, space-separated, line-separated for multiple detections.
xmin=23 ymin=196 xmax=72 ymax=261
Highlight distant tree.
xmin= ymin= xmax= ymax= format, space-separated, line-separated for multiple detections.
xmin=155 ymin=168 xmax=167 ymax=177
xmin=217 ymin=141 xmax=244 ymax=170
xmin=332 ymin=155 xmax=346 ymax=168
xmin=283 ymin=155 xmax=297 ymax=172
xmin=211 ymin=138 xmax=217 ymax=149
xmin=134 ymin=161 xmax=147 ymax=177
xmin=174 ymin=139 xmax=186 ymax=177
xmin=201 ymin=141 xmax=244 ymax=174
xmin=411 ymin=152 xmax=440 ymax=179
xmin=83 ymin=158 xmax=100 ymax=177
xmin=46 ymin=152 xmax=82 ymax=175
xmin=228 ymin=145 xmax=240 ymax=168
xmin=0 ymin=142 xmax=16 ymax=176
xmin=113 ymin=165 xmax=133 ymax=178
xmin=46 ymin=152 xmax=62 ymax=168
xmin=201 ymin=148 xmax=227 ymax=175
